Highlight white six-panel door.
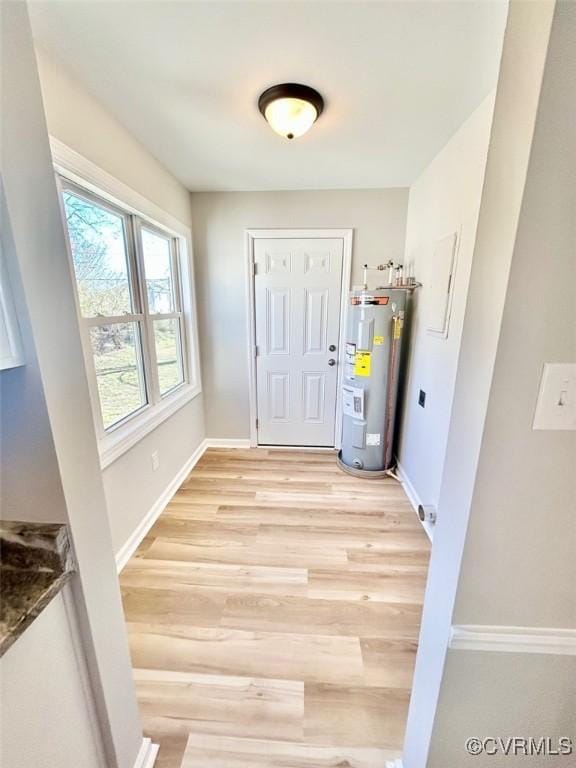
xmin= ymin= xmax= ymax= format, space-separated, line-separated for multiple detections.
xmin=253 ymin=237 xmax=344 ymax=446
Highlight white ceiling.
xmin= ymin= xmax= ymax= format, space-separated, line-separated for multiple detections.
xmin=29 ymin=1 xmax=508 ymax=192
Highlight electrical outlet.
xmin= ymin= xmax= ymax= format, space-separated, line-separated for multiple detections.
xmin=418 ymin=390 xmax=426 ymax=408
xmin=151 ymin=450 xmax=160 ymax=471
xmin=533 ymin=363 xmax=576 ymax=430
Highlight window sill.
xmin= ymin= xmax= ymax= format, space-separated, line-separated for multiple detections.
xmin=99 ymin=383 xmax=201 ymax=469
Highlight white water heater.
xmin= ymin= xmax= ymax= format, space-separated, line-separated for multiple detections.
xmin=338 ymin=286 xmax=414 ymax=476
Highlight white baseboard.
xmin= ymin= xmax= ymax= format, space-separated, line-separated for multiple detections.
xmin=395 ymin=462 xmax=434 ymax=542
xmin=205 ymin=438 xmax=251 ymax=448
xmin=264 ymin=445 xmax=337 ymax=452
xmin=133 ymin=738 xmax=159 ymax=768
xmin=116 ymin=440 xmax=424 ymax=574
xmin=115 ymin=438 xmax=258 ymax=571
xmin=450 ymin=624 xmax=576 ymax=655
xmin=206 ymin=438 xmax=335 ymax=452
xmin=115 ymin=438 xmax=209 ymax=572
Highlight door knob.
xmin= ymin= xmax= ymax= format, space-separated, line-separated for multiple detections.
xmin=328 ymin=359 xmax=336 ymax=367
xmin=329 ymin=344 xmax=337 ymax=352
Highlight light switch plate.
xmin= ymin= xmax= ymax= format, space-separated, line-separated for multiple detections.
xmin=532 ymin=363 xmax=576 ymax=431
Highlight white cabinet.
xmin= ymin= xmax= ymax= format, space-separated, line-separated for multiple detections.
xmin=0 ymin=587 xmax=106 ymax=768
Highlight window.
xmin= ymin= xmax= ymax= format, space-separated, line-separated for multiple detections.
xmin=59 ymin=179 xmax=198 ymax=463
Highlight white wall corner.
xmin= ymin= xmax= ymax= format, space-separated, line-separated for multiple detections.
xmin=133 ymin=738 xmax=159 ymax=768
xmin=115 ymin=438 xmax=209 ymax=571
xmin=395 ymin=461 xmax=434 ymax=542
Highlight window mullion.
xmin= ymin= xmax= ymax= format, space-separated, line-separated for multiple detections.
xmin=172 ymin=237 xmax=182 ymax=313
xmin=177 ymin=312 xmax=188 ymax=387
xmin=133 ymin=216 xmax=160 ymax=406
xmin=173 ymin=239 xmax=189 ymax=386
xmin=79 ymin=319 xmax=108 ymax=442
xmin=125 ymin=213 xmax=142 ymax=316
xmin=125 ymin=213 xmax=156 ymax=411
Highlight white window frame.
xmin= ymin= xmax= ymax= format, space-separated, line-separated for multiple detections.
xmin=51 ymin=137 xmax=202 ymax=469
xmin=134 ymin=216 xmax=189 ymax=400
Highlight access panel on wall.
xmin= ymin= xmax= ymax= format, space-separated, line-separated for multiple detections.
xmin=253 ymin=237 xmax=344 ymax=446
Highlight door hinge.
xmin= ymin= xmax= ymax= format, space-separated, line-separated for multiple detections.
xmin=255 ymin=418 xmax=259 ymax=429
xmin=254 ymin=345 xmax=259 ymax=357
xmin=253 ymin=261 xmax=259 ymax=276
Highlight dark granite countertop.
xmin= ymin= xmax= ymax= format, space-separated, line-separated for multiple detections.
xmin=0 ymin=521 xmax=75 ymax=656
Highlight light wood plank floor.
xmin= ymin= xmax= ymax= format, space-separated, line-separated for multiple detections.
xmin=120 ymin=448 xmax=430 ymax=768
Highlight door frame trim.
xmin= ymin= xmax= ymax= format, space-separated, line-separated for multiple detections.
xmin=245 ymin=228 xmax=354 ymax=448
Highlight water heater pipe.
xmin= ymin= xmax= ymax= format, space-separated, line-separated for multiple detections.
xmin=362 ymin=263 xmax=387 ymax=289
xmin=383 ymin=315 xmax=400 ymax=469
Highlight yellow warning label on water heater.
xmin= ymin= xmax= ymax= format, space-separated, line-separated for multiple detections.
xmin=373 ymin=335 xmax=384 ymax=346
xmin=354 ymin=351 xmax=371 ymax=377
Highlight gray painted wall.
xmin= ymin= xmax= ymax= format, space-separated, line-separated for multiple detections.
xmin=2 ymin=5 xmax=143 ymax=764
xmin=429 ymin=651 xmax=576 ymax=767
xmin=33 ymin=46 xmax=206 ymax=555
xmin=403 ymin=0 xmax=556 ymax=763
xmin=398 ymin=91 xmax=496 ymax=509
xmin=452 ymin=0 xmax=576 ymax=630
xmin=190 ymin=189 xmax=408 ymax=438
xmin=102 ymin=394 xmax=205 ymax=552
xmin=1 ymin=190 xmax=68 ymax=524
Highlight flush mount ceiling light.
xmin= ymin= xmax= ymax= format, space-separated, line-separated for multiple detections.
xmin=258 ymin=83 xmax=324 ymax=140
